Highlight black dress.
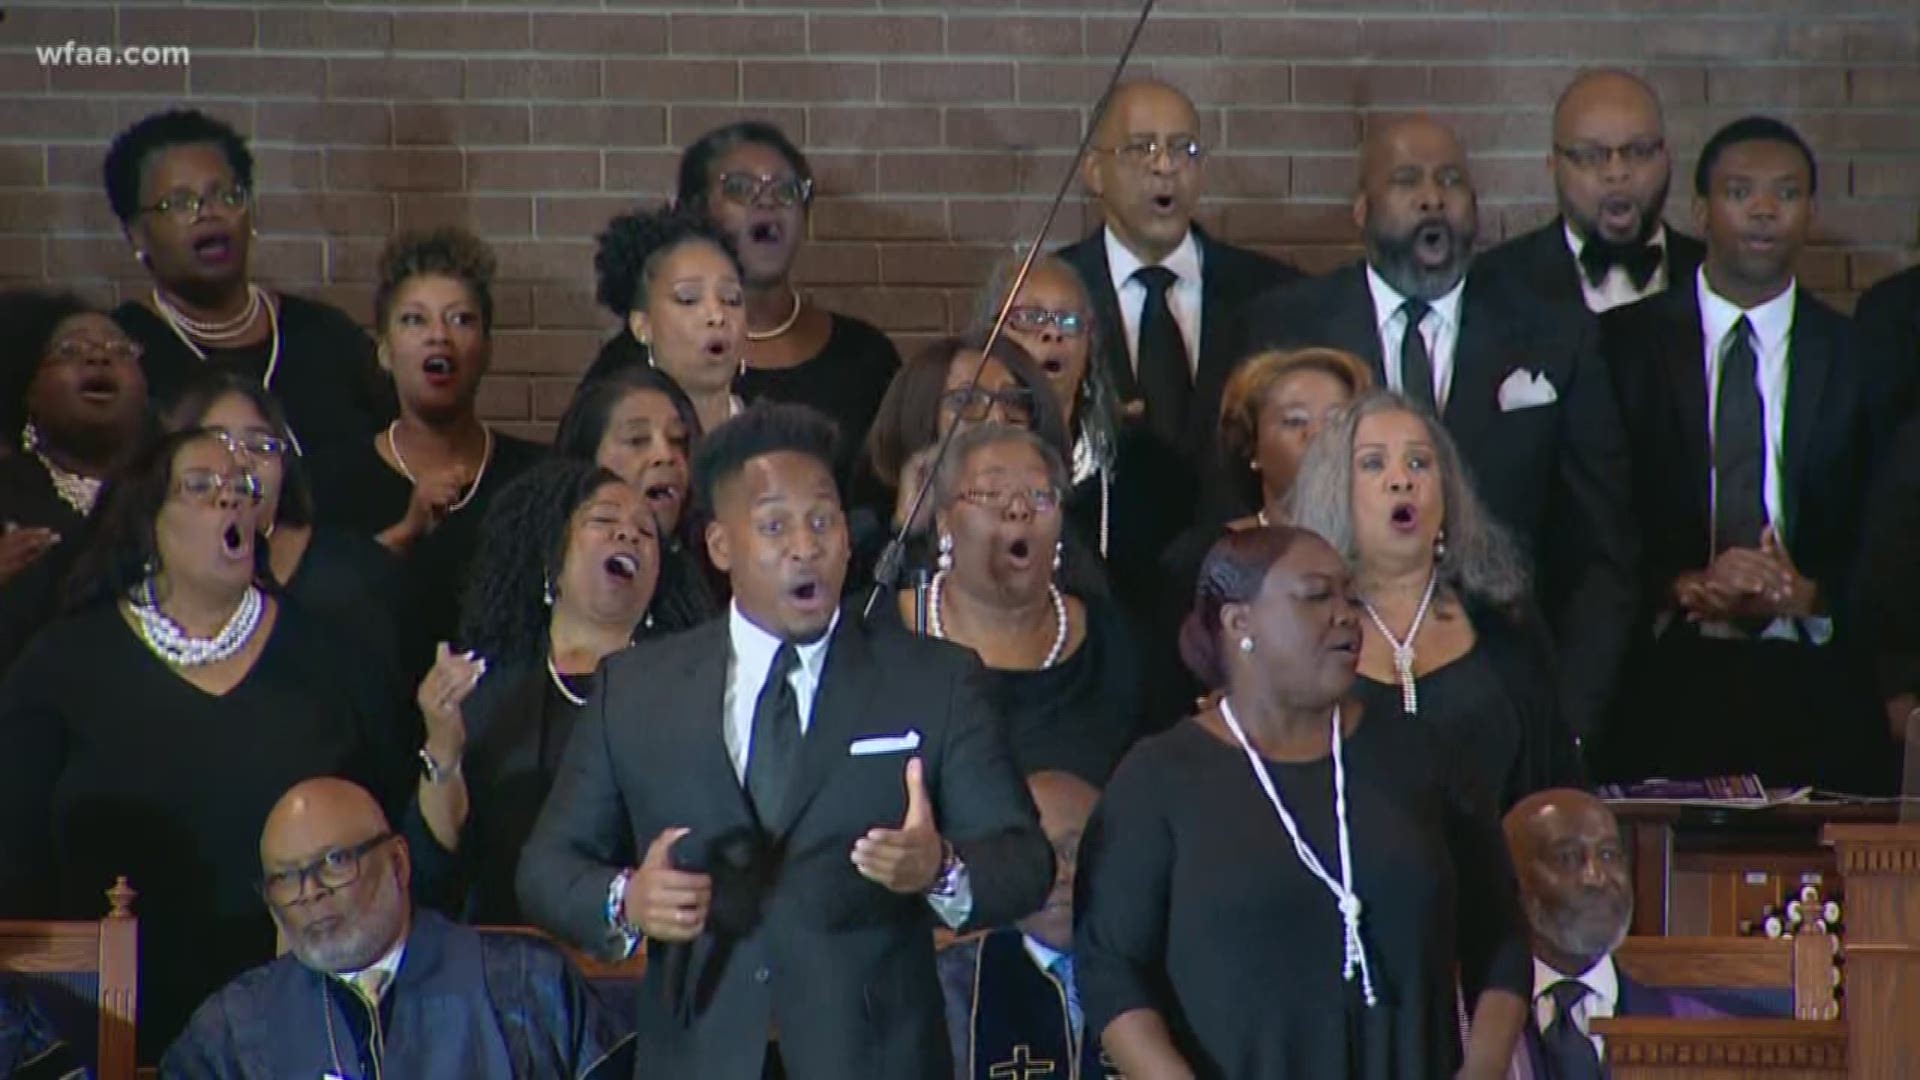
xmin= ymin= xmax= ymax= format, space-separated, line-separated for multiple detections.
xmin=0 ymin=601 xmax=416 ymax=1061
xmin=112 ymin=295 xmax=391 ymax=458
xmin=281 ymin=526 xmax=407 ymax=681
xmin=307 ymin=432 xmax=545 ymax=680
xmin=1075 ymin=713 xmax=1530 ymax=1080
xmin=0 ymin=455 xmax=93 ymax=674
xmin=736 ymin=314 xmax=900 ymax=470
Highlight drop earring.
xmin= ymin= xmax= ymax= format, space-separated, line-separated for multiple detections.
xmin=20 ymin=420 xmax=39 ymax=453
xmin=1239 ymin=637 xmax=1255 ymax=654
xmin=1052 ymin=540 xmax=1063 ymax=573
xmin=543 ymin=575 xmax=555 ymax=607
xmin=1433 ymin=528 xmax=1448 ymax=564
xmin=936 ymin=533 xmax=954 ymax=573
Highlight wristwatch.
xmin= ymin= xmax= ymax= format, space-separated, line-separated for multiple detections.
xmin=927 ymin=838 xmax=964 ymax=899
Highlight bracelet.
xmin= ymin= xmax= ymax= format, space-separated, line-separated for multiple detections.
xmin=417 ymin=746 xmax=461 ymax=784
xmin=927 ymin=838 xmax=962 ymax=899
xmin=606 ymin=868 xmax=641 ymax=956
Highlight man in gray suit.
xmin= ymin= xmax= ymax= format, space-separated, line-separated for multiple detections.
xmin=518 ymin=402 xmax=1053 ymax=1079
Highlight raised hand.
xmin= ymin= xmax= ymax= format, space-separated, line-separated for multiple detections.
xmin=416 ymin=642 xmax=486 ymax=762
xmin=852 ymin=757 xmax=946 ymax=894
xmin=626 ymin=827 xmax=711 ymax=942
xmin=0 ymin=524 xmax=58 ymax=587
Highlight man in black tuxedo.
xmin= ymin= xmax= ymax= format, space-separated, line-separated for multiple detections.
xmin=1853 ymin=261 xmax=1920 ymax=432
xmin=517 ymin=403 xmax=1054 ymax=1078
xmin=1238 ymin=116 xmax=1637 ymax=746
xmin=1478 ymin=69 xmax=1704 ymax=319
xmin=1596 ymin=117 xmax=1888 ymax=792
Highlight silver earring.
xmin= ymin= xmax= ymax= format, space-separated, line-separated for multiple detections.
xmin=20 ymin=420 xmax=39 ymax=453
xmin=936 ymin=533 xmax=954 ymax=573
xmin=1239 ymin=637 xmax=1255 ymax=654
xmin=1433 ymin=529 xmax=1448 ymax=563
xmin=543 ymin=575 xmax=555 ymax=607
xmin=1052 ymin=540 xmax=1063 ymax=573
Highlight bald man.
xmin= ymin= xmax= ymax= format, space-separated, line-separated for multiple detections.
xmin=161 ymin=778 xmax=633 ymax=1079
xmin=1480 ymin=70 xmax=1705 ymax=317
xmin=937 ymin=772 xmax=1101 ymax=1080
xmin=1239 ymin=115 xmax=1637 ymax=746
xmin=1504 ymin=789 xmax=1718 ymax=1080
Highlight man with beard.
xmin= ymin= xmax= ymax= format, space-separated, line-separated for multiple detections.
xmin=1596 ymin=117 xmax=1890 ymax=793
xmin=1479 ymin=70 xmax=1705 ymax=318
xmin=161 ymin=778 xmax=634 ymax=1079
xmin=1237 ymin=116 xmax=1637 ymax=749
xmin=1503 ymin=789 xmax=1720 ymax=1080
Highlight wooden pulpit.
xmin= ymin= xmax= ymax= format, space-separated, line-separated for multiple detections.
xmin=1822 ymin=823 xmax=1920 ymax=1079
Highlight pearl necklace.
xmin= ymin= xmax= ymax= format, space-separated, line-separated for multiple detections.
xmin=386 ymin=422 xmax=494 ymax=513
xmin=1070 ymin=435 xmax=1110 ymax=559
xmin=927 ymin=570 xmax=1069 ymax=669
xmin=153 ymin=285 xmax=282 ymax=390
xmin=745 ymin=288 xmax=803 ymax=342
xmin=1218 ymin=697 xmax=1376 ymax=1007
xmin=547 ymin=654 xmax=588 ymax=707
xmin=131 ymin=582 xmax=264 ymax=667
xmin=36 ymin=452 xmax=101 ymax=516
xmin=1359 ymin=571 xmax=1439 ymax=715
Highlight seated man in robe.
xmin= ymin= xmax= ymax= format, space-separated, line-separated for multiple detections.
xmin=0 ymin=984 xmax=85 ymax=1080
xmin=1504 ymin=788 xmax=1718 ymax=1080
xmin=938 ymin=771 xmax=1110 ymax=1080
xmin=160 ymin=777 xmax=633 ymax=1079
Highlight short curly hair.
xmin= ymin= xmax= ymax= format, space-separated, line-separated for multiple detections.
xmin=675 ymin=120 xmax=814 ymax=216
xmin=593 ymin=205 xmax=742 ymax=320
xmin=0 ymin=289 xmax=99 ymax=443
xmin=692 ymin=402 xmax=839 ymax=519
xmin=103 ymin=108 xmax=254 ymax=226
xmin=373 ymin=226 xmax=498 ymax=333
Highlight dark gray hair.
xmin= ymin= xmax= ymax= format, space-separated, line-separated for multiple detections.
xmin=932 ymin=423 xmax=1070 ymax=510
xmin=1285 ymin=390 xmax=1528 ymax=606
xmin=970 ymin=249 xmax=1119 ymax=477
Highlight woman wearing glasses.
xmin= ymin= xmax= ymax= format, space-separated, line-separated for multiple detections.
xmin=0 ymin=428 xmax=414 ymax=1061
xmin=103 ymin=109 xmax=388 ymax=457
xmin=890 ymin=424 xmax=1143 ymax=784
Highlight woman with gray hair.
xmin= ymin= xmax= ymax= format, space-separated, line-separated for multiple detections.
xmin=1288 ymin=390 xmax=1582 ymax=812
xmin=890 ymin=422 xmax=1144 ymax=784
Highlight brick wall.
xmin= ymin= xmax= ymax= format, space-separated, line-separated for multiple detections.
xmin=2 ymin=1 xmax=1916 ymax=437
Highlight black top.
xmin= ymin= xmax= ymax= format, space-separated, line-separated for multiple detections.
xmin=737 ymin=314 xmax=900 ymax=470
xmin=1075 ymin=713 xmax=1530 ymax=1080
xmin=112 ymin=294 xmax=392 ymax=458
xmin=307 ymin=431 xmax=546 ymax=680
xmin=0 ymin=601 xmax=416 ymax=1060
xmin=0 ymin=455 xmax=93 ymax=674
xmin=1853 ymin=263 xmax=1920 ymax=437
xmin=281 ymin=525 xmax=407 ymax=680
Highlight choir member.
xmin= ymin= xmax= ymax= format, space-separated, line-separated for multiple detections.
xmin=306 ymin=227 xmax=544 ymax=680
xmin=162 ymin=778 xmax=633 ymax=1078
xmin=1478 ymin=69 xmax=1704 ymax=317
xmin=1597 ymin=117 xmax=1887 ymax=792
xmin=1076 ymin=525 xmax=1528 ymax=1079
xmin=1859 ymin=413 xmax=1920 ymax=745
xmin=1289 ymin=391 xmax=1584 ymax=814
xmin=1239 ymin=115 xmax=1637 ymax=749
xmin=1851 ymin=262 xmax=1920 ymax=432
xmin=891 ymin=424 xmax=1143 ymax=786
xmin=103 ymin=109 xmax=387 ymax=456
xmin=0 ymin=429 xmax=414 ymax=1059
xmin=553 ymin=363 xmax=722 ymax=628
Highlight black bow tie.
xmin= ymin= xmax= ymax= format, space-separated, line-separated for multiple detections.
xmin=1578 ymin=237 xmax=1664 ymax=291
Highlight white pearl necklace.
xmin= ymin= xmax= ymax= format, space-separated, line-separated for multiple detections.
xmin=927 ymin=569 xmax=1068 ymax=669
xmin=36 ymin=452 xmax=101 ymax=516
xmin=744 ymin=287 xmax=803 ymax=342
xmin=153 ymin=285 xmax=282 ymax=390
xmin=131 ymin=583 xmax=264 ymax=667
xmin=386 ymin=422 xmax=494 ymax=514
xmin=547 ymin=653 xmax=587 ymax=707
xmin=1218 ymin=697 xmax=1376 ymax=1007
xmin=1359 ymin=571 xmax=1438 ymax=715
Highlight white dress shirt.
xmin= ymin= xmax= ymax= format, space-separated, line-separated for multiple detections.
xmin=339 ymin=936 xmax=406 ymax=1006
xmin=1695 ymin=269 xmax=1830 ymax=645
xmin=1564 ymin=222 xmax=1672 ymax=313
xmin=1104 ymin=226 xmax=1204 ymax=375
xmin=1532 ymin=954 xmax=1619 ymax=1063
xmin=1366 ymin=265 xmax=1466 ymax=410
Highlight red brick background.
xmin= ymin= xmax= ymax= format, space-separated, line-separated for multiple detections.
xmin=2 ymin=2 xmax=1916 ymax=437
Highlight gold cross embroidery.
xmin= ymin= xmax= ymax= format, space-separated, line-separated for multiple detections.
xmin=989 ymin=1044 xmax=1058 ymax=1080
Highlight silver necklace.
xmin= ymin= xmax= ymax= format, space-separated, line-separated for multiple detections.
xmin=131 ymin=582 xmax=263 ymax=667
xmin=386 ymin=422 xmax=493 ymax=513
xmin=547 ymin=653 xmax=587 ymax=707
xmin=1359 ymin=571 xmax=1439 ymax=715
xmin=36 ymin=452 xmax=101 ymax=516
xmin=927 ymin=570 xmax=1069 ymax=669
xmin=153 ymin=285 xmax=283 ymax=389
xmin=1218 ymin=697 xmax=1376 ymax=1006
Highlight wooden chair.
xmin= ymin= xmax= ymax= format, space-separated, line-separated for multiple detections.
xmin=0 ymin=876 xmax=139 ymax=1080
xmin=1615 ymin=925 xmax=1841 ymax=1021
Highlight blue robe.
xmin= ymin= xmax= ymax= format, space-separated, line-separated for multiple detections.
xmin=0 ymin=985 xmax=85 ymax=1079
xmin=158 ymin=909 xmax=632 ymax=1079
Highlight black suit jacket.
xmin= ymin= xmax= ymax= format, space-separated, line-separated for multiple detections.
xmin=1853 ymin=262 xmax=1920 ymax=436
xmin=1240 ymin=262 xmax=1639 ymax=741
xmin=1476 ymin=216 xmax=1705 ymax=322
xmin=1599 ymin=283 xmax=1873 ymax=626
xmin=516 ymin=611 xmax=1052 ymax=1080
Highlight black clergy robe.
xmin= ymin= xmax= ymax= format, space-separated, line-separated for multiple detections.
xmin=158 ymin=909 xmax=633 ymax=1079
xmin=938 ymin=930 xmax=1118 ymax=1080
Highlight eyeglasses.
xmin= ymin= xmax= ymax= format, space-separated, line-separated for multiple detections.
xmin=140 ymin=184 xmax=251 ymax=220
xmin=1093 ymin=136 xmax=1206 ymax=171
xmin=1006 ymin=307 xmax=1088 ymax=338
xmin=173 ymin=467 xmax=262 ymax=506
xmin=1553 ymin=139 xmax=1666 ymax=171
xmin=716 ymin=171 xmax=813 ymax=209
xmin=258 ymin=832 xmax=396 ymax=907
xmin=45 ymin=337 xmax=143 ymax=365
xmin=957 ymin=485 xmax=1063 ymax=514
xmin=212 ymin=429 xmax=291 ymax=458
xmin=940 ymin=387 xmax=1036 ymax=427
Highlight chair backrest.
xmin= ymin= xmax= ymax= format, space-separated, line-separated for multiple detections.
xmin=476 ymin=926 xmax=647 ymax=1025
xmin=1614 ymin=927 xmax=1840 ymax=1020
xmin=0 ymin=876 xmax=139 ymax=1080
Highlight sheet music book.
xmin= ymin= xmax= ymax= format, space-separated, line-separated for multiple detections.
xmin=1597 ymin=775 xmax=1814 ymax=808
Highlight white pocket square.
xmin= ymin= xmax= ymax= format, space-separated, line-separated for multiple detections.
xmin=849 ymin=730 xmax=921 ymax=756
xmin=1497 ymin=369 xmax=1558 ymax=411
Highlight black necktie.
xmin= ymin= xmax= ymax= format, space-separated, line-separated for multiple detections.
xmin=745 ymin=643 xmax=801 ymax=830
xmin=1579 ymin=237 xmax=1664 ymax=291
xmin=1398 ymin=298 xmax=1436 ymax=412
xmin=1541 ymin=979 xmax=1604 ymax=1080
xmin=1713 ymin=316 xmax=1766 ymax=556
xmin=1131 ymin=265 xmax=1191 ymax=446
